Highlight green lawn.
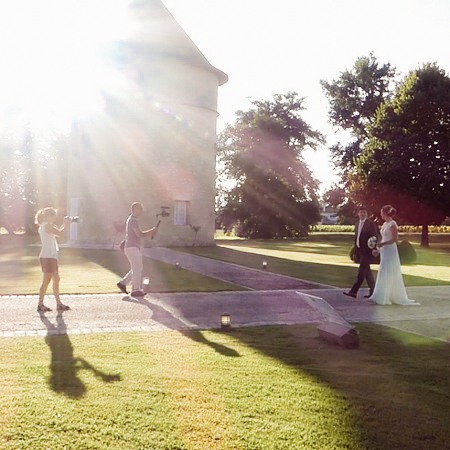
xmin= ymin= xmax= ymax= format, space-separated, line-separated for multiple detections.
xmin=0 ymin=236 xmax=242 ymax=295
xmin=1 ymin=233 xmax=449 ymax=295
xmin=0 ymin=324 xmax=448 ymax=449
xmin=180 ymin=233 xmax=450 ymax=287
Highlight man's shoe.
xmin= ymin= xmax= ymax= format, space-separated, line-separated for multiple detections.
xmin=343 ymin=291 xmax=357 ymax=298
xmin=364 ymin=294 xmax=372 ymax=298
xmin=117 ymin=282 xmax=128 ymax=294
xmin=130 ymin=290 xmax=146 ymax=297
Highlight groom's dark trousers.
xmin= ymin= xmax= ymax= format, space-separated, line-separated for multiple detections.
xmin=349 ymin=219 xmax=378 ymax=296
xmin=350 ymin=249 xmax=375 ymax=295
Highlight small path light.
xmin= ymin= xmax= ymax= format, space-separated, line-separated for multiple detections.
xmin=220 ymin=314 xmax=231 ymax=331
xmin=175 ymin=261 xmax=180 ymax=269
xmin=142 ymin=277 xmax=150 ymax=293
xmin=262 ymin=260 xmax=268 ymax=269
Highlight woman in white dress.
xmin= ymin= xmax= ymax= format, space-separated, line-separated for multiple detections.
xmin=369 ymin=205 xmax=420 ymax=306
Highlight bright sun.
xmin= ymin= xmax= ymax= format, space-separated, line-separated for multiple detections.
xmin=0 ymin=0 xmax=130 ymax=134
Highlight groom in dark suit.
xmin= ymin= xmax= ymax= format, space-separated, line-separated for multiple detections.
xmin=344 ymin=206 xmax=380 ymax=299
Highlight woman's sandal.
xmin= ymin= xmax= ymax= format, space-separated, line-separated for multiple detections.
xmin=37 ymin=304 xmax=52 ymax=312
xmin=57 ymin=303 xmax=70 ymax=311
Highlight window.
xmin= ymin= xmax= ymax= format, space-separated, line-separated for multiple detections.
xmin=174 ymin=201 xmax=189 ymax=226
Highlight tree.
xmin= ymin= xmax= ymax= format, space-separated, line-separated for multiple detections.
xmin=322 ymin=185 xmax=356 ymax=224
xmin=216 ymin=92 xmax=324 ymax=238
xmin=323 ymin=185 xmax=345 ymax=209
xmin=321 ymin=53 xmax=396 ymax=174
xmin=352 ymin=63 xmax=450 ymax=246
xmin=0 ymin=127 xmax=69 ymax=233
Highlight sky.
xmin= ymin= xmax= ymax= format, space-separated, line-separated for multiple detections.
xmin=0 ymin=0 xmax=448 ymax=194
xmin=162 ymin=0 xmax=450 ymax=193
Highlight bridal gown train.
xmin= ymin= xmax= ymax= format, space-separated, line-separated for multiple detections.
xmin=370 ymin=220 xmax=420 ymax=306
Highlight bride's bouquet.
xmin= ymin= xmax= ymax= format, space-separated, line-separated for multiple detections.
xmin=367 ymin=236 xmax=377 ymax=249
xmin=368 ymin=236 xmax=379 ymax=257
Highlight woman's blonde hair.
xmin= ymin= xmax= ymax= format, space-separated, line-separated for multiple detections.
xmin=35 ymin=207 xmax=57 ymax=225
xmin=381 ymin=204 xmax=397 ymax=218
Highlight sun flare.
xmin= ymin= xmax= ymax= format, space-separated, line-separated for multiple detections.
xmin=0 ymin=0 xmax=130 ymax=133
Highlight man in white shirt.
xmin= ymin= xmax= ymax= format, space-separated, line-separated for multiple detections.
xmin=117 ymin=202 xmax=158 ymax=297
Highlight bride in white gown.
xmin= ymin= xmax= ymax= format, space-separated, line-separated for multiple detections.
xmin=369 ymin=205 xmax=420 ymax=306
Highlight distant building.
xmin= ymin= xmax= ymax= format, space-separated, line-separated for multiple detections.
xmin=320 ymin=204 xmax=339 ymax=225
xmin=67 ymin=0 xmax=227 ymax=247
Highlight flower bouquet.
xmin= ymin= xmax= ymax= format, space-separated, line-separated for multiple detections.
xmin=368 ymin=236 xmax=379 ymax=257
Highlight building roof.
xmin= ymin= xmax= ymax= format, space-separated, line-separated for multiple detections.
xmin=123 ymin=0 xmax=228 ymax=85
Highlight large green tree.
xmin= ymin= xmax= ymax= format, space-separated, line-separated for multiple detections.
xmin=352 ymin=63 xmax=450 ymax=245
xmin=217 ymin=92 xmax=323 ymax=238
xmin=321 ymin=53 xmax=396 ymax=174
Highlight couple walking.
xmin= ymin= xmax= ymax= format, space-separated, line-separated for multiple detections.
xmin=344 ymin=205 xmax=419 ymax=306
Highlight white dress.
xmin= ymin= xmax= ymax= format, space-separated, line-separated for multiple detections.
xmin=370 ymin=220 xmax=419 ymax=305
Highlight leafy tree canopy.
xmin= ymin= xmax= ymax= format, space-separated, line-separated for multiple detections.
xmin=351 ymin=63 xmax=450 ymax=242
xmin=321 ymin=53 xmax=396 ymax=173
xmin=0 ymin=128 xmax=68 ymax=233
xmin=217 ymin=92 xmax=324 ymax=238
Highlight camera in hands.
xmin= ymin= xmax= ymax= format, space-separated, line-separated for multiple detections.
xmin=156 ymin=206 xmax=170 ymax=219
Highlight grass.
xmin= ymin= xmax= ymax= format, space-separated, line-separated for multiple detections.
xmin=180 ymin=233 xmax=450 ymax=287
xmin=0 ymin=324 xmax=449 ymax=449
xmin=0 ymin=236 xmax=242 ymax=295
xmin=1 ymin=234 xmax=449 ymax=448
xmin=1 ymin=233 xmax=449 ymax=295
xmin=0 ymin=233 xmax=450 ymax=294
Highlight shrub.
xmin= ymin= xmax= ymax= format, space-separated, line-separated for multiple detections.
xmin=349 ymin=244 xmax=359 ymax=263
xmin=311 ymin=224 xmax=450 ymax=233
xmin=349 ymin=240 xmax=416 ymax=265
xmin=398 ymin=240 xmax=417 ymax=264
xmin=398 ymin=225 xmax=450 ymax=233
xmin=311 ymin=225 xmax=354 ymax=233
xmin=348 ymin=244 xmax=380 ymax=264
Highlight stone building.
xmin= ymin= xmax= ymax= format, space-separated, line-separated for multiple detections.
xmin=67 ymin=0 xmax=227 ymax=247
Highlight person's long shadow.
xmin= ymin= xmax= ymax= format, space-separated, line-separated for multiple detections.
xmin=39 ymin=311 xmax=121 ymax=398
xmin=123 ymin=296 xmax=240 ymax=357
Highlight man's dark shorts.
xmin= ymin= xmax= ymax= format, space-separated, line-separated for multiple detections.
xmin=40 ymin=258 xmax=58 ymax=274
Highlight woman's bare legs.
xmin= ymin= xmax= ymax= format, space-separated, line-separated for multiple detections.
xmin=52 ymin=272 xmax=70 ymax=310
xmin=38 ymin=273 xmax=52 ymax=311
xmin=37 ymin=272 xmax=70 ymax=311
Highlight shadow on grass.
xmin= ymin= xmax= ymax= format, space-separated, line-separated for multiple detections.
xmin=185 ymin=241 xmax=450 ymax=288
xmin=123 ymin=295 xmax=240 ymax=357
xmin=39 ymin=311 xmax=121 ymax=398
xmin=61 ymin=247 xmax=242 ymax=293
xmin=61 ymin=247 xmax=129 ymax=278
xmin=179 ymin=245 xmax=449 ymax=287
xmin=217 ymin=323 xmax=450 ymax=449
xmin=218 ymin=240 xmax=348 ymax=256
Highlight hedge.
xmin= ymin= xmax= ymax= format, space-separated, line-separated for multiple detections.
xmin=312 ymin=225 xmax=450 ymax=233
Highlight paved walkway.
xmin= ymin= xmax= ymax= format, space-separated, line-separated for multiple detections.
xmin=1 ymin=248 xmax=449 ymax=342
xmin=143 ymin=247 xmax=332 ymax=290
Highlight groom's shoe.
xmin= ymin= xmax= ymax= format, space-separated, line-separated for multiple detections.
xmin=117 ymin=282 xmax=128 ymax=294
xmin=343 ymin=291 xmax=357 ymax=298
